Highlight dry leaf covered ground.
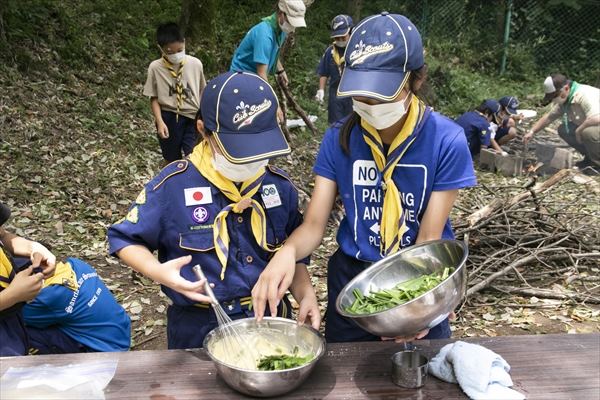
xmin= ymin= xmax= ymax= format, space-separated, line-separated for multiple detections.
xmin=1 ymin=70 xmax=599 ymax=350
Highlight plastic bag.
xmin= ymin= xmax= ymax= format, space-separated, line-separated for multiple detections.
xmin=0 ymin=359 xmax=118 ymax=400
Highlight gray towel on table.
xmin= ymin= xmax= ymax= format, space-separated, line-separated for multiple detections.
xmin=428 ymin=341 xmax=526 ymax=400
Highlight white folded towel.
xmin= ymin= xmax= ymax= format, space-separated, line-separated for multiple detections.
xmin=428 ymin=341 xmax=526 ymax=400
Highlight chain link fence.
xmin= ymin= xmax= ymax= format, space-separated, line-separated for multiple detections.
xmin=353 ymin=0 xmax=600 ymax=84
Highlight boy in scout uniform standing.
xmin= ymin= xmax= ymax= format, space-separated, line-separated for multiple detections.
xmin=108 ymin=71 xmax=320 ymax=349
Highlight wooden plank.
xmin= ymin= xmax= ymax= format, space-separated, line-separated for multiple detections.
xmin=1 ymin=334 xmax=598 ymax=399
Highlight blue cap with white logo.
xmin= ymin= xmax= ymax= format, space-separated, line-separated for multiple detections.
xmin=499 ymin=96 xmax=519 ymax=115
xmin=337 ymin=12 xmax=424 ymax=102
xmin=331 ymin=14 xmax=353 ymax=38
xmin=200 ymin=71 xmax=290 ymax=164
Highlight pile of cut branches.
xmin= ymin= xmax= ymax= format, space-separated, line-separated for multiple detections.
xmin=453 ymin=169 xmax=600 ymax=306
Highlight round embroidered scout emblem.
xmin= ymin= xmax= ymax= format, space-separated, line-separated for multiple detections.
xmin=192 ymin=206 xmax=209 ymax=224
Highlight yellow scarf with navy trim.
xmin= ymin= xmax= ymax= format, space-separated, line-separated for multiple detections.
xmin=42 ymin=261 xmax=79 ymax=291
xmin=189 ymin=141 xmax=280 ymax=280
xmin=361 ymin=95 xmax=426 ymax=256
xmin=162 ymin=55 xmax=187 ymax=122
xmin=0 ymin=247 xmax=14 ymax=290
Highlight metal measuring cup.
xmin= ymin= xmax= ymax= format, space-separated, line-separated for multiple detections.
xmin=391 ymin=350 xmax=429 ymax=388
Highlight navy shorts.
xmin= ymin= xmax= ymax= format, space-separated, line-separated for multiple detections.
xmin=327 ymin=87 xmax=353 ymax=124
xmin=167 ymin=296 xmax=293 ymax=350
xmin=495 ymin=126 xmax=511 ymax=142
xmin=0 ymin=312 xmax=29 ymax=357
xmin=158 ymin=110 xmax=198 ymax=162
xmin=26 ymin=325 xmax=89 ymax=355
xmin=325 ymin=249 xmax=451 ymax=343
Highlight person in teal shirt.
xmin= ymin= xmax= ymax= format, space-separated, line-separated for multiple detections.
xmin=230 ymin=0 xmax=306 ymax=86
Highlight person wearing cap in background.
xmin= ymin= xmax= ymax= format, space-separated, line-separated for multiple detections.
xmin=524 ymin=73 xmax=600 ymax=170
xmin=315 ymin=14 xmax=354 ymax=124
xmin=230 ymin=0 xmax=306 ymax=87
xmin=0 ymin=202 xmax=56 ymax=356
xmin=455 ymin=99 xmax=502 ymax=158
xmin=252 ymin=13 xmax=476 ymax=344
xmin=108 ymin=71 xmax=320 ymax=349
xmin=490 ymin=96 xmax=520 ymax=153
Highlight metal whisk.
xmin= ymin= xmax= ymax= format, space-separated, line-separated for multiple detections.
xmin=192 ymin=265 xmax=258 ymax=367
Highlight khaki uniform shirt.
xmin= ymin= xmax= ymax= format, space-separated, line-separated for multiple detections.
xmin=548 ymin=84 xmax=600 ymax=126
xmin=143 ymin=55 xmax=206 ymax=119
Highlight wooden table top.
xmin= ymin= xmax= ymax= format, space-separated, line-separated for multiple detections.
xmin=1 ymin=333 xmax=598 ymax=399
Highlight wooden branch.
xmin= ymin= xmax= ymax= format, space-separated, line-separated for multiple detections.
xmin=274 ymin=83 xmax=292 ymax=142
xmin=276 ymin=77 xmax=319 ymax=136
xmin=492 ymin=285 xmax=600 ymax=304
xmin=464 ymin=169 xmax=572 ymax=228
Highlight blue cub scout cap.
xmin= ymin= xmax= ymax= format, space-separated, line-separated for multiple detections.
xmin=331 ymin=14 xmax=353 ymax=38
xmin=483 ymin=99 xmax=501 ymax=115
xmin=337 ymin=12 xmax=424 ymax=102
xmin=499 ymin=96 xmax=519 ymax=115
xmin=200 ymin=71 xmax=290 ymax=164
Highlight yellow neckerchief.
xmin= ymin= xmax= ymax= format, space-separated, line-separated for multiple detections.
xmin=0 ymin=247 xmax=14 ymax=290
xmin=331 ymin=44 xmax=344 ymax=75
xmin=188 ymin=141 xmax=280 ymax=280
xmin=360 ymin=94 xmax=425 ymax=256
xmin=162 ymin=55 xmax=187 ymax=122
xmin=42 ymin=261 xmax=79 ymax=291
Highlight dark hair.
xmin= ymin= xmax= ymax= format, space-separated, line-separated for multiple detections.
xmin=339 ymin=64 xmax=429 ymax=155
xmin=156 ymin=22 xmax=184 ymax=47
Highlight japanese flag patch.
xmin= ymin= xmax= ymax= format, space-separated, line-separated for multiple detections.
xmin=184 ymin=187 xmax=212 ymax=206
xmin=261 ymin=184 xmax=282 ymax=209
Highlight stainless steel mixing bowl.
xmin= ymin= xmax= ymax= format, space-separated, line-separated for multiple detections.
xmin=335 ymin=239 xmax=468 ymax=337
xmin=203 ymin=317 xmax=325 ymax=397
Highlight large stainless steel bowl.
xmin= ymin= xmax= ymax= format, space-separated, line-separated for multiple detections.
xmin=335 ymin=239 xmax=468 ymax=338
xmin=203 ymin=317 xmax=325 ymax=397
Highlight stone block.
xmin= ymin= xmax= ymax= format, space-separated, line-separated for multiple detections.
xmin=535 ymin=143 xmax=556 ymax=163
xmin=479 ymin=148 xmax=497 ymax=171
xmin=495 ymin=154 xmax=524 ymax=176
xmin=549 ymin=147 xmax=573 ymax=170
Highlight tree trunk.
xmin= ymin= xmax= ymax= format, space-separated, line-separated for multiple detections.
xmin=180 ymin=0 xmax=217 ymax=45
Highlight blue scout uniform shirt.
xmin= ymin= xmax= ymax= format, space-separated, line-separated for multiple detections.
xmin=230 ymin=21 xmax=286 ymax=75
xmin=455 ymin=111 xmax=491 ymax=156
xmin=314 ymin=111 xmax=477 ymax=262
xmin=317 ymin=45 xmax=353 ymax=124
xmin=107 ymin=160 xmax=306 ymax=307
xmin=22 ymin=258 xmax=131 ymax=352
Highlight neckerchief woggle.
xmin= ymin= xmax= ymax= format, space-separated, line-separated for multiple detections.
xmin=561 ymin=81 xmax=579 ymax=135
xmin=360 ymin=94 xmax=429 ymax=257
xmin=42 ymin=261 xmax=79 ymax=291
xmin=162 ymin=55 xmax=187 ymax=122
xmin=189 ymin=141 xmax=281 ymax=279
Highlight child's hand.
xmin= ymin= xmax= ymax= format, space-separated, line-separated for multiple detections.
xmin=9 ymin=266 xmax=44 ymax=303
xmin=297 ymin=294 xmax=321 ymax=331
xmin=159 ymin=255 xmax=212 ymax=303
xmin=157 ymin=121 xmax=169 ymax=139
xmin=30 ymin=242 xmax=56 ymax=278
xmin=252 ymin=247 xmax=296 ymax=322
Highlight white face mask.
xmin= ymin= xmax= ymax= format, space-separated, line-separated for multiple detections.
xmin=213 ymin=152 xmax=268 ymax=182
xmin=335 ymin=40 xmax=348 ymax=48
xmin=280 ymin=20 xmax=295 ymax=34
xmin=166 ymin=50 xmax=185 ymax=64
xmin=352 ymin=93 xmax=412 ymax=129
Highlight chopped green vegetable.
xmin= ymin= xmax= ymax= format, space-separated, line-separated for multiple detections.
xmin=256 ymin=346 xmax=313 ymax=371
xmin=345 ymin=267 xmax=454 ymax=314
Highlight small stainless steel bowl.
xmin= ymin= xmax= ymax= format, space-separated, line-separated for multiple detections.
xmin=203 ymin=317 xmax=325 ymax=398
xmin=335 ymin=239 xmax=468 ymax=337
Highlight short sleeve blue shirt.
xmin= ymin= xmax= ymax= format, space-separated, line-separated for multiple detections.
xmin=22 ymin=258 xmax=131 ymax=352
xmin=230 ymin=21 xmax=286 ymax=74
xmin=455 ymin=111 xmax=491 ymax=156
xmin=313 ymin=110 xmax=477 ymax=262
xmin=317 ymin=45 xmax=343 ymax=90
xmin=107 ymin=161 xmax=306 ymax=307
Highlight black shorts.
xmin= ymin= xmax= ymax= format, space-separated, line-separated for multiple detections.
xmin=158 ymin=111 xmax=198 ymax=162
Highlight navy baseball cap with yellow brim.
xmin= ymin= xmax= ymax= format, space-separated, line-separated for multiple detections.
xmin=200 ymin=71 xmax=290 ymax=164
xmin=337 ymin=12 xmax=424 ymax=102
